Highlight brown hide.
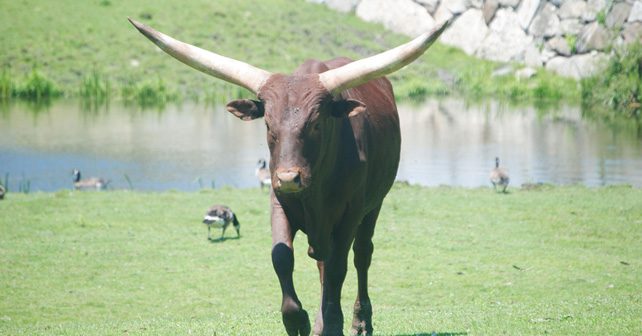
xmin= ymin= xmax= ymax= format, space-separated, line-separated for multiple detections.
xmin=230 ymin=57 xmax=400 ymax=260
xmin=281 ymin=57 xmax=397 ymax=259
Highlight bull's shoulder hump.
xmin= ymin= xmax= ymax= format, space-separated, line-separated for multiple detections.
xmin=294 ymin=59 xmax=330 ymax=75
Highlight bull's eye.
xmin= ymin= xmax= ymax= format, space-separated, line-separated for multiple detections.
xmin=306 ymin=122 xmax=321 ymax=138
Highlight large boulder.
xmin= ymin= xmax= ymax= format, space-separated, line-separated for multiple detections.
xmin=483 ymin=0 xmax=499 ymax=24
xmin=523 ymin=44 xmax=544 ymax=67
xmin=545 ymin=53 xmax=609 ymax=79
xmin=433 ymin=3 xmax=454 ymax=22
xmin=325 ymin=0 xmax=360 ymax=13
xmin=434 ymin=3 xmax=455 ymax=23
xmin=574 ymin=52 xmax=610 ymax=79
xmin=470 ymin=0 xmax=484 ymax=9
xmin=540 ymin=47 xmax=557 ymax=63
xmin=415 ymin=0 xmax=440 ymax=14
xmin=528 ymin=3 xmax=561 ymax=38
xmin=547 ymin=36 xmax=572 ymax=56
xmin=517 ymin=0 xmax=541 ymax=29
xmin=628 ymin=1 xmax=642 ymax=23
xmin=583 ymin=0 xmax=608 ymax=22
xmin=477 ymin=9 xmax=533 ymax=62
xmin=498 ymin=0 xmax=521 ymax=8
xmin=558 ymin=0 xmax=587 ymax=20
xmin=468 ymin=0 xmax=485 ymax=9
xmin=622 ymin=22 xmax=642 ymax=43
xmin=607 ymin=2 xmax=633 ymax=28
xmin=560 ymin=18 xmax=584 ymax=35
xmin=440 ymin=9 xmax=489 ymax=55
xmin=515 ymin=67 xmax=538 ymax=79
xmin=356 ymin=0 xmax=436 ymax=36
xmin=442 ymin=0 xmax=470 ymax=15
xmin=576 ymin=22 xmax=611 ymax=53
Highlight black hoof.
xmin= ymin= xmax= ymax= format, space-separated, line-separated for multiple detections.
xmin=283 ymin=308 xmax=311 ymax=336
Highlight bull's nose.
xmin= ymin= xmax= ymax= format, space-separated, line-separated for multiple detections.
xmin=275 ymin=169 xmax=302 ymax=192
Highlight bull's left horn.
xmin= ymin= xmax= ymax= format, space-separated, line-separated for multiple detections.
xmin=318 ymin=19 xmax=451 ymax=96
xmin=128 ymin=18 xmax=272 ymax=94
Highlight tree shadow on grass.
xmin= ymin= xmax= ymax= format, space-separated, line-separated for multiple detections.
xmin=395 ymin=332 xmax=468 ymax=336
xmin=208 ymin=236 xmax=240 ymax=243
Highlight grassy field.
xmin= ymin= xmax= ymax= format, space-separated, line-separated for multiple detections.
xmin=0 ymin=184 xmax=640 ymax=335
xmin=0 ymin=0 xmax=578 ymax=105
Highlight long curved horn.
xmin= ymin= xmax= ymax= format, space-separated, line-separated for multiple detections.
xmin=128 ymin=18 xmax=272 ymax=94
xmin=319 ymin=20 xmax=451 ymax=96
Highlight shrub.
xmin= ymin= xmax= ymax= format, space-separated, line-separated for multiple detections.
xmin=121 ymin=78 xmax=178 ymax=108
xmin=0 ymin=70 xmax=15 ymax=100
xmin=581 ymin=42 xmax=642 ymax=120
xmin=17 ymin=70 xmax=61 ymax=100
xmin=80 ymin=71 xmax=110 ymax=101
xmin=565 ymin=35 xmax=578 ymax=55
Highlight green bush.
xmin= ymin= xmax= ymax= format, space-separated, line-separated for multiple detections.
xmin=17 ymin=70 xmax=61 ymax=100
xmin=121 ymin=78 xmax=178 ymax=108
xmin=581 ymin=42 xmax=642 ymax=119
xmin=0 ymin=70 xmax=15 ymax=100
xmin=565 ymin=35 xmax=578 ymax=54
xmin=80 ymin=71 xmax=110 ymax=102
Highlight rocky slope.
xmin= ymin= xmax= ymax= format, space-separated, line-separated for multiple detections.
xmin=310 ymin=0 xmax=642 ymax=79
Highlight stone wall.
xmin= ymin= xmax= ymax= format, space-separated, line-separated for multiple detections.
xmin=309 ymin=0 xmax=642 ymax=79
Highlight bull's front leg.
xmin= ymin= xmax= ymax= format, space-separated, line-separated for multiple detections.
xmin=320 ymin=235 xmax=353 ymax=335
xmin=271 ymin=194 xmax=311 ymax=336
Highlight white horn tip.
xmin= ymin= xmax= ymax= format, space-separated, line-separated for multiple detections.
xmin=127 ymin=17 xmax=142 ymax=29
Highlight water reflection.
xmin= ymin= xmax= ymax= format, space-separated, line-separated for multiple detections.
xmin=397 ymin=99 xmax=641 ymax=187
xmin=0 ymin=99 xmax=640 ymax=192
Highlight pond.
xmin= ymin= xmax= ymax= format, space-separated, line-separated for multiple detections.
xmin=1 ymin=98 xmax=641 ymax=192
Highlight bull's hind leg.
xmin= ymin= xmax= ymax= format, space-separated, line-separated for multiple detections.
xmin=271 ymin=195 xmax=311 ymax=336
xmin=351 ymin=205 xmax=381 ymax=336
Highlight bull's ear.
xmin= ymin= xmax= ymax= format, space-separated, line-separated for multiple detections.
xmin=330 ymin=99 xmax=366 ymax=118
xmin=226 ymin=99 xmax=265 ymax=120
xmin=334 ymin=99 xmax=369 ymax=162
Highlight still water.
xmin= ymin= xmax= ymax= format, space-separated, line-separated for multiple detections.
xmin=1 ymin=99 xmax=641 ymax=192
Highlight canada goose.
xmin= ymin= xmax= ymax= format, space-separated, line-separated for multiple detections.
xmin=489 ymin=157 xmax=510 ymax=193
xmin=0 ymin=184 xmax=5 ymax=200
xmin=72 ymin=169 xmax=109 ymax=190
xmin=203 ymin=204 xmax=240 ymax=240
xmin=255 ymin=159 xmax=271 ymax=190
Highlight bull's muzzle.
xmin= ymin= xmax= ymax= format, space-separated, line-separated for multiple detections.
xmin=275 ymin=168 xmax=303 ymax=193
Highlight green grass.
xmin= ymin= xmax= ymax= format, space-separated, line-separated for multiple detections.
xmin=1 ymin=185 xmax=640 ymax=335
xmin=0 ymin=0 xmax=578 ymax=106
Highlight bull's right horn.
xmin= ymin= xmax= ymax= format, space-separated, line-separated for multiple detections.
xmin=319 ymin=20 xmax=451 ymax=96
xmin=128 ymin=18 xmax=272 ymax=94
